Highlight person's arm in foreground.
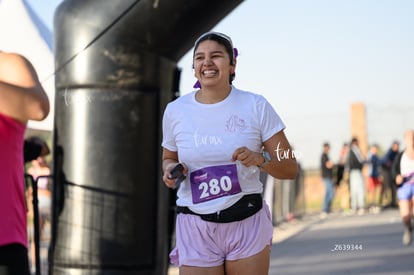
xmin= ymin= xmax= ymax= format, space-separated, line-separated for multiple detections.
xmin=0 ymin=52 xmax=49 ymax=123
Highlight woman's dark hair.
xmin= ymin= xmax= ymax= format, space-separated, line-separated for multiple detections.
xmin=193 ymin=32 xmax=236 ymax=83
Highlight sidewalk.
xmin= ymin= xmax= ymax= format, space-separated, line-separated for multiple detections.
xmin=272 ymin=213 xmax=322 ymax=244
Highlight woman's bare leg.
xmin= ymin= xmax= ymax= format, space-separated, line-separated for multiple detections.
xmin=179 ymin=265 xmax=225 ymax=275
xmin=399 ymin=200 xmax=413 ymax=245
xmin=224 ymin=245 xmax=271 ymax=275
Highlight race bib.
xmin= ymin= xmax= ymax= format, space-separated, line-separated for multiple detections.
xmin=190 ymin=164 xmax=242 ymax=204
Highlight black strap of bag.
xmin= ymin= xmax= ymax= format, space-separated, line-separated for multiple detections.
xmin=176 ymin=193 xmax=262 ymax=223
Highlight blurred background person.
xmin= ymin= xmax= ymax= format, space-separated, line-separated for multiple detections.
xmin=392 ymin=129 xmax=414 ymax=246
xmin=27 ymin=151 xmax=51 ymax=271
xmin=346 ymin=137 xmax=366 ymax=215
xmin=320 ymin=142 xmax=334 ymax=218
xmin=336 ymin=142 xmax=350 ymax=212
xmin=336 ymin=142 xmax=349 ymax=186
xmin=380 ymin=140 xmax=400 ymax=208
xmin=366 ymin=144 xmax=382 ymax=213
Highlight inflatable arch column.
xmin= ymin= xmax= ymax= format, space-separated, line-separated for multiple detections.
xmin=51 ymin=0 xmax=243 ymax=274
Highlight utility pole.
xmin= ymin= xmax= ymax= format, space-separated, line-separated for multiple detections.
xmin=350 ymin=102 xmax=368 ymax=157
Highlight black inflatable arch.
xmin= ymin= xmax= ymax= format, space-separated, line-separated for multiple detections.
xmin=51 ymin=0 xmax=243 ymax=274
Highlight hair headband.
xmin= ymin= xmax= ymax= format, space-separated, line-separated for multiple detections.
xmin=194 ymin=32 xmax=234 ymax=49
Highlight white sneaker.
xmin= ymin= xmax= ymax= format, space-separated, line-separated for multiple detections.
xmin=357 ymin=208 xmax=366 ymax=215
xmin=320 ymin=212 xmax=328 ymax=219
xmin=403 ymin=228 xmax=412 ymax=246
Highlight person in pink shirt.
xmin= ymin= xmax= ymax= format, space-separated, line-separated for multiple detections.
xmin=0 ymin=51 xmax=49 ymax=275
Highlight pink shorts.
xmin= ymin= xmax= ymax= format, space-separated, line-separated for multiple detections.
xmin=169 ymin=201 xmax=273 ymax=267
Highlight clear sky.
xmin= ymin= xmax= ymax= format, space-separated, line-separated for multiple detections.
xmin=27 ymin=0 xmax=414 ymax=169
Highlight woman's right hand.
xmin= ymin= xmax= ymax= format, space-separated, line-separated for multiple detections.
xmin=163 ymin=162 xmax=188 ymax=189
xmin=395 ymin=174 xmax=404 ymax=186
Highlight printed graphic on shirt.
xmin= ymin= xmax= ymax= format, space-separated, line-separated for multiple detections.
xmin=193 ymin=114 xmax=248 ymax=148
xmin=225 ymin=115 xmax=247 ymax=132
xmin=193 ymin=128 xmax=223 ymax=148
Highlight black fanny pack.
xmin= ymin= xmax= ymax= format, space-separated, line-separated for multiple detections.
xmin=176 ymin=193 xmax=263 ymax=223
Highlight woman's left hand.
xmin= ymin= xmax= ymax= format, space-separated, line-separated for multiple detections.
xmin=232 ymin=146 xmax=263 ymax=167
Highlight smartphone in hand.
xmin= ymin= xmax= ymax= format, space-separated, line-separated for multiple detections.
xmin=168 ymin=163 xmax=186 ymax=188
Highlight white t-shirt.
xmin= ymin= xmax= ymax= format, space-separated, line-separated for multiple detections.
xmin=400 ymin=153 xmax=414 ymax=182
xmin=162 ymin=86 xmax=285 ymax=214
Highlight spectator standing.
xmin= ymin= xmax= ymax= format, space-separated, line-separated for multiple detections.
xmin=320 ymin=142 xmax=334 ymax=218
xmin=366 ymin=144 xmax=382 ymax=213
xmin=336 ymin=142 xmax=351 ymax=212
xmin=27 ymin=154 xmax=51 ymax=271
xmin=346 ymin=137 xmax=366 ymax=215
xmin=336 ymin=142 xmax=349 ymax=186
xmin=380 ymin=140 xmax=400 ymax=208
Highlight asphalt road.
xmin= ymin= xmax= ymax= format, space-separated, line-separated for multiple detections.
xmin=269 ymin=208 xmax=414 ymax=275
xmin=34 ymin=208 xmax=413 ymax=275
